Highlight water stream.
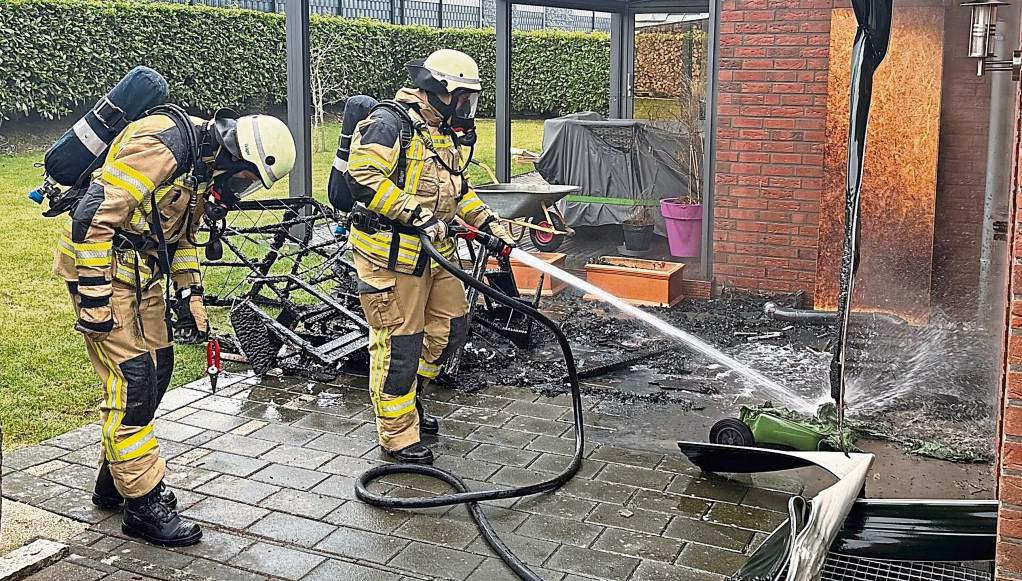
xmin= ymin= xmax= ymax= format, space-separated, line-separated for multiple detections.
xmin=510 ymin=249 xmax=827 ymax=413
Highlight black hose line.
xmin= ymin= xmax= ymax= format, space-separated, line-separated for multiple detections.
xmin=356 ymin=234 xmax=585 ymax=581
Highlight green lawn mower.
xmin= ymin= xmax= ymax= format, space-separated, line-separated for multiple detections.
xmin=709 ymin=404 xmax=847 ymax=452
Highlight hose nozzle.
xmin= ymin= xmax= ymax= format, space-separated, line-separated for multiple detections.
xmin=450 ymin=223 xmax=512 ymax=257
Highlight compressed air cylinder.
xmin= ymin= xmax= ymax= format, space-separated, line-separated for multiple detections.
xmin=43 ymin=66 xmax=169 ymax=186
xmin=328 ymin=95 xmax=379 ymax=212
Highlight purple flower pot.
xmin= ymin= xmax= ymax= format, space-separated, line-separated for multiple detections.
xmin=660 ymin=199 xmax=703 ymax=258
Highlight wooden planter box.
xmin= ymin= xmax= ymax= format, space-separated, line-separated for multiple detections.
xmin=487 ymin=251 xmax=567 ymax=296
xmin=584 ymin=257 xmax=686 ymax=307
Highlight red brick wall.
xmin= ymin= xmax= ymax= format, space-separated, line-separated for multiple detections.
xmin=998 ymin=42 xmax=1022 ymax=577
xmin=931 ymin=4 xmax=992 ymax=318
xmin=713 ymin=0 xmax=833 ymax=295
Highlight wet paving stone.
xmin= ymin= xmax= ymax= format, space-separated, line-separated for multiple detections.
xmin=503 ymin=414 xmax=572 ymax=437
xmin=629 ymin=561 xmax=725 ymax=581
xmin=23 ymin=560 xmax=105 ymax=581
xmin=113 ymin=539 xmax=195 ymax=570
xmin=515 ymin=514 xmax=605 ymax=548
xmin=324 ymin=500 xmax=411 ymax=532
xmin=490 ymin=466 xmax=550 ymax=488
xmin=554 ymin=477 xmax=635 ymax=505
xmin=467 ymin=443 xmax=540 ymax=468
xmin=174 ymin=528 xmax=255 ymax=561
xmin=251 ymin=463 xmax=329 ymax=490
xmin=58 ymin=445 xmax=100 ymax=466
xmin=0 ymin=470 xmax=71 ymax=504
xmin=311 ymin=474 xmax=360 ymax=500
xmin=162 ymin=464 xmax=220 ymax=490
xmin=655 ymin=454 xmax=703 ymax=477
xmin=466 ymin=558 xmax=564 ymax=581
xmin=585 ymin=503 xmax=671 ymax=536
xmin=675 ymin=543 xmax=747 ymax=576
xmin=182 ymin=497 xmax=270 ymax=529
xmin=531 ymin=455 xmax=605 ymax=480
xmin=204 ymin=433 xmax=278 ymax=457
xmin=466 ymin=531 xmax=559 ymax=565
xmin=394 ymin=513 xmax=482 ymax=549
xmin=388 ymin=541 xmax=486 ymax=580
xmin=39 ymin=488 xmax=111 ymax=524
xmin=591 ymin=527 xmax=683 ymax=563
xmin=446 ymin=406 xmax=514 ymax=428
xmin=320 ymin=455 xmax=385 ymax=479
xmin=481 ymin=384 xmax=542 ymax=402
xmin=589 ymin=446 xmax=665 ymax=470
xmin=305 ymin=559 xmax=402 ymax=581
xmin=428 ymin=435 xmax=480 ymax=457
xmin=596 ymin=463 xmax=673 ymax=491
xmin=293 ymin=412 xmax=363 ymax=434
xmin=196 ymin=474 xmax=280 ymax=504
xmin=669 ymin=475 xmax=748 ymax=503
xmin=546 ymin=543 xmax=641 ymax=581
xmin=247 ymin=423 xmax=321 ymax=446
xmin=259 ymin=444 xmax=336 ymax=470
xmin=467 ymin=425 xmax=537 ymax=448
xmin=526 ymin=435 xmax=577 ymax=456
xmin=233 ymin=541 xmax=326 ymax=580
xmin=191 ymin=451 xmax=269 ymax=477
xmin=43 ymin=462 xmax=95 ymax=490
xmin=259 ymin=488 xmax=344 ymax=519
xmin=627 ymin=489 xmax=710 ymax=518
xmin=240 ymin=403 xmax=312 ymax=424
xmin=4 ymin=445 xmax=68 ymax=470
xmin=304 ymin=432 xmax=377 ymax=458
xmin=155 ymin=420 xmax=206 ymax=443
xmin=184 ymin=429 xmax=223 ymax=447
xmin=179 ymin=409 xmax=251 ymax=432
xmin=247 ymin=510 xmax=337 ymax=547
xmin=662 ymin=517 xmax=753 ymax=552
xmin=740 ymin=487 xmax=794 ymax=513
xmin=441 ymin=419 xmax=490 ymax=439
xmin=514 ymin=493 xmax=597 ymax=521
xmin=504 ymin=399 xmax=569 ymax=420
xmin=431 ymin=453 xmax=502 ymax=481
xmin=157 ymin=387 xmax=209 ymax=411
xmin=315 ymin=525 xmax=409 ymax=563
xmin=182 ymin=558 xmax=268 ymax=581
xmin=705 ymin=502 xmax=788 ymax=533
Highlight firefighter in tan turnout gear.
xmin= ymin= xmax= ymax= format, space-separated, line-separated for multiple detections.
xmin=346 ymin=49 xmax=516 ymax=464
xmin=54 ymin=108 xmax=296 ymax=546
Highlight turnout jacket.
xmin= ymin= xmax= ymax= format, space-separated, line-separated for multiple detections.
xmin=53 ymin=114 xmax=207 ymax=299
xmin=346 ymin=88 xmax=498 ymax=275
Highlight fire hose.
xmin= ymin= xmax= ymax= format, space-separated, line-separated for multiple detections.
xmin=355 ymin=225 xmax=585 ymax=581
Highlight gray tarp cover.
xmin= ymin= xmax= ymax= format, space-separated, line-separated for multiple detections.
xmin=535 ymin=114 xmax=697 ymax=235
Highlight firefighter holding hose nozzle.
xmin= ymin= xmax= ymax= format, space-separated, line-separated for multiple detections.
xmin=344 ymin=49 xmax=516 ymax=464
xmin=53 ymin=105 xmax=296 ymax=546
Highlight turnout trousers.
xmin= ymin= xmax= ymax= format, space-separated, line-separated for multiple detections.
xmin=68 ymin=280 xmax=173 ymax=498
xmin=353 ymin=252 xmax=470 ymax=451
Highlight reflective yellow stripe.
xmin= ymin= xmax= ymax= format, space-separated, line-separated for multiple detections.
xmin=369 ymin=326 xmax=391 ymax=411
xmin=418 ymin=359 xmax=441 ymax=379
xmin=349 ymin=156 xmax=393 ymax=174
xmin=351 ymin=150 xmax=396 ymax=172
xmin=404 ymin=141 xmax=426 ymax=193
xmin=102 ymin=169 xmax=145 ymax=203
xmin=117 ymin=425 xmax=158 ymax=461
xmin=74 ymin=240 xmax=113 ymax=268
xmin=57 ymin=235 xmax=75 ymax=258
xmin=350 ymin=230 xmax=419 ymax=265
xmin=171 ymin=248 xmax=200 ymax=272
xmin=458 ymin=195 xmax=484 ymax=217
xmin=95 ymin=344 xmax=123 ymax=462
xmin=431 ymin=135 xmax=454 ymax=149
xmin=368 ymin=181 xmax=401 ymax=215
xmin=377 ymin=389 xmax=417 ymax=418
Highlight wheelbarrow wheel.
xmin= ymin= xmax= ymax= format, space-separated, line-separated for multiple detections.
xmin=530 ymin=214 xmax=566 ymax=252
xmin=709 ymin=418 xmax=755 ymax=447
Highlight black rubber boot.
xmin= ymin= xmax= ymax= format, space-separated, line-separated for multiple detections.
xmin=417 ymin=397 xmax=440 ymax=435
xmin=122 ymin=483 xmax=202 ymax=547
xmin=93 ymin=462 xmax=177 ymax=510
xmin=386 ymin=443 xmax=434 ymax=465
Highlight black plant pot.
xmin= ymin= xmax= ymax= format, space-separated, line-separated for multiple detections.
xmin=622 ymin=223 xmax=654 ymax=251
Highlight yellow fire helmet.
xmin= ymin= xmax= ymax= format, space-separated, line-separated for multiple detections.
xmin=235 ymin=114 xmax=296 ymax=189
xmin=411 ymin=49 xmax=483 ymax=94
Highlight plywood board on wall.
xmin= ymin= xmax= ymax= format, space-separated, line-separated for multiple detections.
xmin=815 ymin=7 xmax=944 ymax=324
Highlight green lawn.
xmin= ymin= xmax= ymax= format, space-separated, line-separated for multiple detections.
xmin=0 ymin=119 xmax=545 ymax=449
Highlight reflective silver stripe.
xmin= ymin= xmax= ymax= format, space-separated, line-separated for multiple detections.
xmin=428 ymin=68 xmax=480 ymax=86
xmin=73 ymin=118 xmax=106 ymax=156
xmin=105 ymin=165 xmax=151 ymax=199
xmin=75 ymin=249 xmax=111 ymax=260
xmin=118 ymin=429 xmax=156 ymax=458
xmin=251 ymin=115 xmax=278 ymax=184
xmin=333 ymin=157 xmax=347 ymax=172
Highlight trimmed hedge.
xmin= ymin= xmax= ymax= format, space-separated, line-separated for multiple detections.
xmin=0 ymin=0 xmax=610 ymax=119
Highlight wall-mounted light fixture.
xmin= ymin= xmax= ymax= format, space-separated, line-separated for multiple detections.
xmin=963 ymin=0 xmax=1021 ymax=78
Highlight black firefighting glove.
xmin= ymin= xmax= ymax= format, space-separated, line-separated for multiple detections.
xmin=75 ymin=303 xmax=113 ymax=343
xmin=173 ymin=286 xmax=208 ymax=344
xmin=482 ymin=216 xmax=517 ymax=248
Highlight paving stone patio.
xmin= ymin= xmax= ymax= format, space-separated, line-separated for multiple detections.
xmin=2 ymin=371 xmax=803 ymax=580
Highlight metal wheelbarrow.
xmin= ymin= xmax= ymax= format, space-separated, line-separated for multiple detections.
xmin=473 ymin=184 xmax=579 ymax=252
